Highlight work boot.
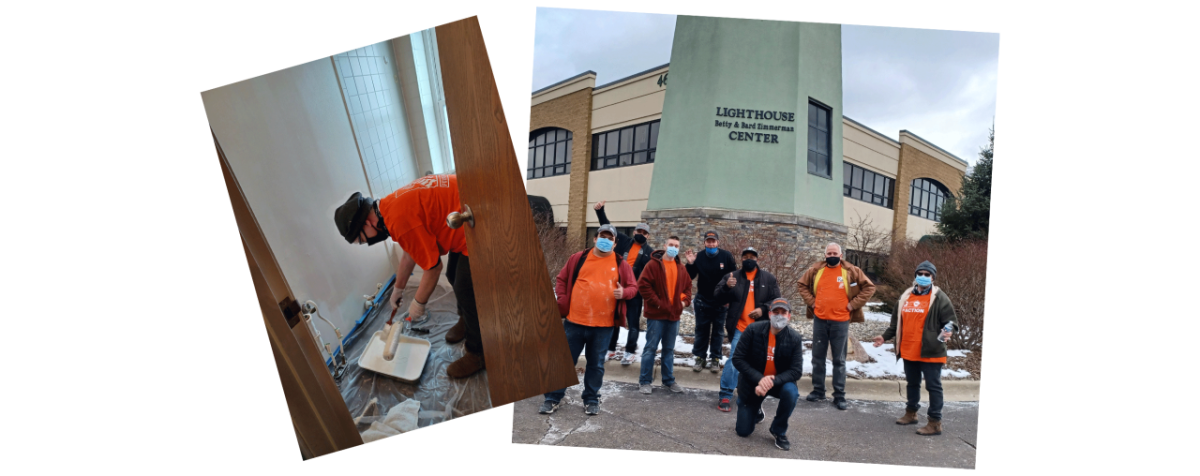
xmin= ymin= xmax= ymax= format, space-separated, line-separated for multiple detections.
xmin=666 ymin=383 xmax=684 ymax=393
xmin=806 ymin=391 xmax=826 ymax=402
xmin=444 ymin=318 xmax=467 ymax=344
xmin=446 ymin=352 xmax=486 ymax=378
xmin=833 ymin=397 xmax=848 ymax=411
xmin=916 ymin=418 xmax=943 ymax=436
xmin=693 ymin=359 xmax=705 ymax=372
xmin=709 ymin=357 xmax=721 ymax=373
xmin=896 ymin=410 xmax=919 ymax=425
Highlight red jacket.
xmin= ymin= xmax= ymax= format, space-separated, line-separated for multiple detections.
xmin=637 ymin=250 xmax=693 ymax=322
xmin=555 ymin=248 xmax=638 ymax=328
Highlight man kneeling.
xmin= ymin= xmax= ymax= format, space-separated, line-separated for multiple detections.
xmin=732 ymin=298 xmax=803 ymax=451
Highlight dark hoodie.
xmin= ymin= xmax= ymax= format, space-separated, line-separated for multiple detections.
xmin=636 ymin=250 xmax=693 ymax=322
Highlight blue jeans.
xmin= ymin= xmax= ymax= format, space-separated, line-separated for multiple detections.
xmin=718 ymin=329 xmax=744 ymax=400
xmin=544 ymin=319 xmax=614 ymax=405
xmin=692 ymin=297 xmax=726 ymax=361
xmin=735 ymin=381 xmax=799 ymax=437
xmin=904 ymin=359 xmax=945 ymax=420
xmin=639 ymin=319 xmax=679 ymax=386
xmin=810 ymin=318 xmax=849 ymax=399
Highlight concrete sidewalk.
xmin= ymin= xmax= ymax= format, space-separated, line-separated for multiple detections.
xmin=512 ymin=380 xmax=977 ymax=469
xmin=579 ymin=356 xmax=980 ymax=401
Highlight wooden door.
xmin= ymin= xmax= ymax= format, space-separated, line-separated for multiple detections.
xmin=436 ymin=17 xmax=578 ymax=406
xmin=215 ymin=132 xmax=362 ymax=459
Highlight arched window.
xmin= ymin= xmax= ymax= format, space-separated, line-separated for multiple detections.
xmin=909 ymin=178 xmax=950 ymax=222
xmin=528 ymin=128 xmax=572 ymax=179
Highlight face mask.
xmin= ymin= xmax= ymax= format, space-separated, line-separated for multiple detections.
xmin=595 ymin=237 xmax=614 ymax=253
xmin=634 ymin=234 xmax=647 ymax=244
xmin=665 ymin=246 xmax=679 ymax=258
xmin=742 ymin=259 xmax=757 ymax=272
xmin=825 ymin=256 xmax=840 ymax=266
xmin=705 ymin=246 xmax=718 ymax=256
xmin=915 ymin=275 xmax=932 ymax=287
xmin=364 ymin=222 xmax=389 ymax=246
xmin=770 ymin=313 xmax=789 ymax=330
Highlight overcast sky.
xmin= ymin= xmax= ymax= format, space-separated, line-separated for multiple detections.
xmin=531 ymin=8 xmax=998 ymax=165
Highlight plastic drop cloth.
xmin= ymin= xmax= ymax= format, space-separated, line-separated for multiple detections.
xmin=338 ymin=276 xmax=492 ymax=438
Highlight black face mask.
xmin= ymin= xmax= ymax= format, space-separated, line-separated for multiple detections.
xmin=634 ymin=234 xmax=647 ymax=244
xmin=742 ymin=259 xmax=757 ymax=272
xmin=364 ymin=203 xmax=389 ymax=246
xmin=825 ymin=256 xmax=840 ymax=267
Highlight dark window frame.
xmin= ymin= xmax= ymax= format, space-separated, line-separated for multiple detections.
xmin=908 ymin=178 xmax=949 ymax=222
xmin=591 ymin=120 xmax=660 ymax=171
xmin=842 ymin=162 xmax=895 ymax=209
xmin=806 ymin=99 xmax=833 ymax=179
xmin=527 ymin=128 xmax=573 ymax=179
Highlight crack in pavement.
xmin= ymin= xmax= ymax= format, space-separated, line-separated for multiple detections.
xmin=958 ymin=437 xmax=976 ymax=449
xmin=598 ymin=404 xmax=729 ymax=455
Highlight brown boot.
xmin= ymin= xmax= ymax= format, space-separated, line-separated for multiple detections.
xmin=446 ymin=352 xmax=486 ymax=379
xmin=444 ymin=318 xmax=467 ymax=344
xmin=916 ymin=418 xmax=942 ymax=436
xmin=896 ymin=410 xmax=919 ymax=425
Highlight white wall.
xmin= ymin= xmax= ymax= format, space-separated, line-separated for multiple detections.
xmin=586 ymin=163 xmax=655 ymax=226
xmin=203 ymin=57 xmax=396 ymax=355
xmin=843 ymin=197 xmax=895 ymax=236
xmin=906 ymin=214 xmax=941 ymax=241
xmin=524 ymin=173 xmax=570 ymax=224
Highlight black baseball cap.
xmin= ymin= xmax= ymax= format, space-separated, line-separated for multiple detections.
xmin=703 ymin=230 xmax=719 ymax=241
xmin=769 ymin=298 xmax=791 ymax=313
xmin=741 ymin=247 xmax=758 ymax=258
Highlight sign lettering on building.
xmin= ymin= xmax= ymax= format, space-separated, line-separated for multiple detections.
xmin=713 ymin=107 xmax=796 ymax=144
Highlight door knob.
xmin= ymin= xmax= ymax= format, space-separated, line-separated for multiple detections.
xmin=447 ymin=204 xmax=475 ymax=229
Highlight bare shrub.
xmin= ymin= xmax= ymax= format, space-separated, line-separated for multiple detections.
xmin=713 ymin=229 xmax=823 ymax=310
xmin=879 ymin=239 xmax=988 ymax=351
xmin=846 ymin=210 xmax=891 ymax=255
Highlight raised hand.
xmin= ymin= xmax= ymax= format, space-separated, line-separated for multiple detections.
xmin=726 ymin=274 xmax=737 ymax=288
xmin=685 ymin=249 xmax=697 ymax=264
xmin=594 ymin=200 xmax=606 ymax=210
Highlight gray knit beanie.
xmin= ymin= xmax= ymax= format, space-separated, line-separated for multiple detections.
xmin=915 ymin=260 xmax=937 ymax=278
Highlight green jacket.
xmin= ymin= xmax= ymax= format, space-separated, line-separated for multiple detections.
xmin=881 ymin=285 xmax=958 ymax=361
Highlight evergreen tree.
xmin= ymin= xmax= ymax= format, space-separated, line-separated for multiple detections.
xmin=936 ymin=127 xmax=993 ymax=242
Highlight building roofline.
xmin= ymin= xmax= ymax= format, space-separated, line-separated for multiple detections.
xmin=531 ymin=70 xmax=597 ymax=96
xmin=900 ymin=130 xmax=969 ymax=165
xmin=593 ymin=63 xmax=670 ymax=91
xmin=843 ymin=115 xmax=899 ymax=147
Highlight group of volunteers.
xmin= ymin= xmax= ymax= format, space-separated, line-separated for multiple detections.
xmin=332 ymin=178 xmax=961 ymax=452
xmin=536 ymin=201 xmax=961 ymax=451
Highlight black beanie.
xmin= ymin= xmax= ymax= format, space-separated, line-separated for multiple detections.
xmin=915 ymin=260 xmax=937 ymax=279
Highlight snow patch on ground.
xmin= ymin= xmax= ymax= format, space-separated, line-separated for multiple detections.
xmin=863 ymin=310 xmax=892 ymax=322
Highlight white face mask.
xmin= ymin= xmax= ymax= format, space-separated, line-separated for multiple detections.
xmin=770 ymin=313 xmax=789 ymax=330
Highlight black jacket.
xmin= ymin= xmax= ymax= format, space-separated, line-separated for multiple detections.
xmin=715 ymin=267 xmax=782 ymax=337
xmin=732 ymin=321 xmax=805 ymax=396
xmin=595 ymin=205 xmax=654 ymax=278
xmin=686 ymin=248 xmax=737 ymax=302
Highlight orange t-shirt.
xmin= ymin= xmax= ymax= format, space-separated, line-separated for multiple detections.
xmin=378 ymin=174 xmax=468 ymax=271
xmin=626 ymin=243 xmax=641 ymax=267
xmin=900 ymin=292 xmax=946 ymax=363
xmin=814 ymin=265 xmax=851 ymax=322
xmin=737 ymin=269 xmax=759 ymax=332
xmin=568 ymin=251 xmax=619 ymax=327
xmin=764 ymin=332 xmax=777 ymax=376
xmin=663 ymin=257 xmax=678 ymax=304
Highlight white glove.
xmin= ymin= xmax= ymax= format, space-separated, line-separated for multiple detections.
xmin=408 ymin=299 xmax=426 ymax=319
xmin=390 ymin=286 xmax=404 ymax=308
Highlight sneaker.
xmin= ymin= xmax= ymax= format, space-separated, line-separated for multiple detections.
xmin=606 ymin=350 xmax=618 ymax=360
xmin=584 ymin=402 xmax=600 ymax=415
xmin=770 ymin=431 xmax=791 ymax=451
xmin=755 ymin=408 xmax=766 ymax=425
xmin=709 ymin=357 xmax=721 ymax=373
xmin=718 ymin=398 xmax=732 ymax=412
xmin=538 ymin=400 xmax=560 ymax=414
xmin=666 ymin=383 xmax=684 ymax=393
xmin=834 ymin=397 xmax=848 ymax=411
xmin=640 ymin=384 xmax=652 ymax=394
xmin=805 ymin=391 xmax=827 ymax=402
xmin=692 ymin=359 xmax=704 ymax=372
xmin=621 ymin=352 xmax=638 ymax=366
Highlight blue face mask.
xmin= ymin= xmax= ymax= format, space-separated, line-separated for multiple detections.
xmin=595 ymin=237 xmax=614 ymax=253
xmin=915 ymin=275 xmax=932 ymax=287
xmin=705 ymin=246 xmax=718 ymax=256
xmin=665 ymin=246 xmax=679 ymax=258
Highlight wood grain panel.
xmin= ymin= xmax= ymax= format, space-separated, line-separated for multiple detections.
xmin=216 ymin=132 xmax=362 ymax=459
xmin=435 ymin=17 xmax=578 ymax=405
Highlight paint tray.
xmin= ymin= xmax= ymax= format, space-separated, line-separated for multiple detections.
xmin=357 ymin=324 xmax=431 ymax=383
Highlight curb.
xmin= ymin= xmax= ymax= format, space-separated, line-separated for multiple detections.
xmin=576 ymin=356 xmax=979 ymax=402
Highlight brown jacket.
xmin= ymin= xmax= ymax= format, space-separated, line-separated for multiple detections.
xmin=796 ymin=260 xmax=876 ymax=323
xmin=637 ymin=250 xmax=693 ymax=322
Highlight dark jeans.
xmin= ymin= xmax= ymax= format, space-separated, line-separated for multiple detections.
xmin=904 ymin=359 xmax=944 ymax=420
xmin=810 ymin=318 xmax=849 ymax=399
xmin=608 ymin=294 xmax=643 ymax=352
xmin=736 ymin=381 xmax=799 ymax=437
xmin=545 ymin=319 xmax=614 ymax=405
xmin=691 ymin=297 xmax=726 ymax=361
xmin=446 ymin=252 xmax=483 ymax=355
